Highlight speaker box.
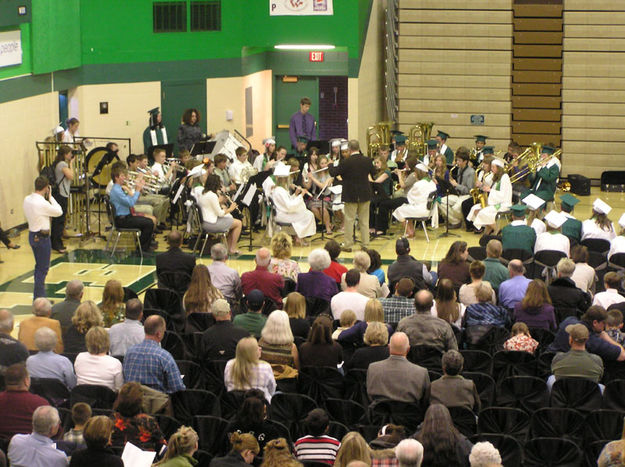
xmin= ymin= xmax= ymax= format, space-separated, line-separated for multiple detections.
xmin=568 ymin=174 xmax=591 ymax=196
xmin=601 ymin=171 xmax=625 ymax=192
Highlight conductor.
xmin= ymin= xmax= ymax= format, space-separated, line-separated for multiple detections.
xmin=329 ymin=140 xmax=376 ymax=252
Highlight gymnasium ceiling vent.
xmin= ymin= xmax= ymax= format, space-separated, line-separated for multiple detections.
xmin=153 ymin=2 xmax=187 ymax=33
xmin=191 ymin=1 xmax=222 ymax=32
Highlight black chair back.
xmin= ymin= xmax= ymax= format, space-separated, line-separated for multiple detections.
xmin=492 ymin=350 xmax=538 ymax=384
xmin=496 ymin=376 xmax=549 ymax=413
xmin=324 ymin=398 xmax=368 ymax=426
xmin=448 ymin=405 xmax=477 ymax=437
xmin=305 ymin=296 xmax=331 ymax=317
xmin=30 ymin=377 xmax=70 ymax=408
xmin=529 ymin=407 xmax=585 ymax=442
xmin=550 ymin=377 xmax=603 ymax=414
xmin=158 ymin=271 xmax=192 ymax=296
xmin=467 ymin=246 xmax=487 ymax=261
xmin=477 ymin=406 xmax=530 ymax=438
xmin=193 ymin=415 xmax=229 ymax=455
xmin=171 ymin=389 xmax=221 ymax=425
xmin=407 ymin=345 xmax=443 ymax=371
xmin=523 ymin=437 xmax=583 ymax=467
xmin=581 ymin=238 xmax=611 ymax=254
xmin=585 ymin=409 xmax=624 ymax=446
xmin=298 ymin=366 xmax=345 ymax=401
xmin=162 ymin=330 xmax=187 ymax=360
xmin=459 ymin=350 xmax=493 ymax=375
xmin=70 ymin=384 xmax=117 ymax=409
xmin=463 ymin=371 xmax=496 ymax=409
xmin=368 ymin=398 xmax=426 ymax=433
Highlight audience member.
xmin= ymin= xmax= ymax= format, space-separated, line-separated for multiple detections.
xmin=284 ymin=292 xmax=311 ymax=339
xmin=108 ymin=298 xmax=145 ymax=357
xmin=227 ymin=391 xmax=279 ymax=454
xmin=234 ymin=290 xmax=268 ymax=339
xmin=370 ymin=424 xmax=407 ymax=450
xmin=437 ymin=241 xmax=471 ymax=289
xmin=100 ymin=279 xmax=125 ymax=327
xmin=482 ymin=240 xmax=509 ymax=291
xmin=345 ymin=322 xmax=390 ymax=371
xmin=201 ymin=299 xmax=249 ymax=361
xmin=548 ymin=258 xmax=591 ymax=321
xmin=110 ymin=382 xmax=166 ymax=452
xmin=155 ymin=230 xmax=196 ymax=288
xmin=387 ymin=238 xmax=431 ymax=292
xmin=331 ymin=269 xmax=369 ymax=321
xmin=0 ymin=364 xmax=48 ymax=439
xmin=241 ymin=248 xmax=285 ymax=308
xmin=332 ymin=310 xmax=357 ymax=340
xmin=7 ymin=405 xmax=68 ymax=467
xmin=570 ymin=245 xmax=597 ymax=294
xmin=62 ymin=403 xmax=91 ymax=450
xmin=593 ymin=272 xmax=625 ymax=309
xmin=262 ymin=437 xmax=299 ymax=467
xmin=297 ymin=248 xmax=339 ymax=302
xmin=367 ymin=332 xmax=430 ymax=403
xmin=397 ymin=290 xmax=458 ymax=351
xmin=334 ymin=432 xmax=395 ymax=467
xmin=432 ymin=278 xmax=465 ymax=328
xmin=18 ymin=298 xmax=63 ymax=354
xmin=497 ymin=260 xmax=531 ymax=309
xmin=598 ymin=424 xmax=625 ymax=467
xmin=51 ymin=279 xmax=83 ymax=332
xmin=513 ymin=279 xmax=556 ymax=331
xmin=269 ymin=232 xmax=301 ymax=282
xmin=341 ymin=251 xmax=385 ymax=299
xmin=430 ymin=350 xmax=480 ymax=412
xmin=606 ymin=309 xmax=625 ymax=346
xmin=381 ymin=278 xmax=416 ymax=324
xmin=469 ymin=441 xmax=502 ymax=467
xmin=339 ymin=299 xmax=393 ymax=346
xmin=300 ymin=316 xmax=344 ymax=369
xmin=464 ymin=284 xmax=511 ymax=328
xmin=74 ymin=326 xmax=123 ymax=391
xmin=183 ymin=264 xmax=223 ymax=315
xmin=124 ymin=316 xmax=186 ymax=394
xmin=259 ymin=310 xmax=300 ymax=380
xmin=26 ymin=327 xmax=76 ymax=388
xmin=550 ymin=323 xmax=604 ymax=386
xmin=458 ymin=261 xmax=495 ymax=307
xmin=0 ymin=309 xmax=29 ymax=371
xmin=294 ymin=408 xmax=341 ymax=464
xmin=366 ymin=248 xmax=386 ymax=285
xmin=157 ymin=426 xmax=200 ymax=467
xmin=224 ymin=337 xmax=276 ymax=403
xmin=395 ymin=439 xmax=424 ymax=467
xmin=207 ymin=243 xmax=242 ymax=303
xmin=68 ymin=415 xmax=123 ymax=466
xmin=323 ymin=239 xmax=349 ymax=284
xmin=62 ymin=301 xmax=103 ymax=354
xmin=503 ymin=322 xmax=539 ymax=354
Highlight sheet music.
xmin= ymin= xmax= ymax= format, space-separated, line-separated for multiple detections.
xmin=233 ymin=182 xmax=245 ymax=202
xmin=242 ymin=183 xmax=257 ymax=207
xmin=172 ymin=182 xmax=186 ymax=204
xmin=121 ymin=442 xmax=156 ymax=467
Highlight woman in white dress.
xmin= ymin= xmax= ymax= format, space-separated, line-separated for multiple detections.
xmin=609 ymin=215 xmax=625 ymax=261
xmin=194 ymin=174 xmax=242 ymax=255
xmin=272 ymin=170 xmax=317 ymax=244
xmin=581 ymin=198 xmax=616 ymax=242
xmin=467 ymin=158 xmax=512 ymax=235
xmin=393 ymin=163 xmax=437 ymax=238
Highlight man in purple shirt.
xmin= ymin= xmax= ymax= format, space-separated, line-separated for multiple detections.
xmin=498 ymin=259 xmax=531 ymax=309
xmin=289 ymin=97 xmax=316 ymax=149
xmin=297 ymin=249 xmax=338 ymax=303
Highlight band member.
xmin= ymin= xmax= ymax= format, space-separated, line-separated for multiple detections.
xmin=305 ymin=154 xmax=334 ymax=235
xmin=378 ymin=145 xmax=395 ymax=170
xmin=535 ymin=210 xmax=570 ymax=257
xmin=109 ymin=165 xmax=155 ymax=253
xmin=392 ymin=163 xmax=437 ymax=238
xmin=424 ymin=139 xmax=439 ymax=167
xmin=339 ymin=141 xmax=350 ymax=165
xmin=524 ymin=145 xmax=559 ymax=203
xmin=151 ymin=148 xmax=178 ymax=193
xmin=142 ymin=107 xmax=168 ymax=157
xmin=229 ymin=147 xmax=255 ymax=186
xmin=471 ymin=135 xmax=487 ymax=166
xmin=440 ymin=148 xmax=475 ymax=228
xmin=62 ymin=118 xmax=80 ymax=144
xmin=559 ymin=193 xmax=582 ymax=243
xmin=608 ymin=214 xmax=625 ymax=260
xmin=132 ymin=155 xmax=170 ymax=227
xmin=327 ymin=139 xmax=342 ymax=164
xmin=50 ymin=146 xmax=74 ymax=253
xmin=432 ymin=154 xmax=450 ymax=198
xmin=302 ymin=146 xmax=320 ymax=177
xmin=177 ymin=108 xmax=205 ymax=152
xmin=501 ymin=204 xmax=537 ymax=253
xmin=462 ymin=155 xmax=494 ymax=231
xmin=390 ymin=135 xmax=408 ymax=165
xmin=506 ymin=142 xmax=527 ymax=202
xmin=503 ymin=140 xmax=520 ymax=163
xmin=466 ymin=158 xmax=512 ymax=235
xmin=435 ymin=130 xmax=454 ymax=166
xmin=195 ymin=174 xmax=242 ymax=255
xmin=369 ymin=155 xmax=394 ymax=236
xmin=582 ymin=199 xmax=616 ymax=242
xmin=24 ymin=176 xmax=63 ymax=298
xmin=214 ymin=154 xmax=237 ymax=195
xmin=272 ymin=167 xmax=317 ymax=245
xmin=254 ymin=137 xmax=277 ymax=172
xmin=294 ymin=136 xmax=309 ymax=167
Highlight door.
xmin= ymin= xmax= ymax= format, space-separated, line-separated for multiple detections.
xmin=273 ymin=76 xmax=319 ymax=150
xmin=161 ymin=80 xmax=207 ymax=153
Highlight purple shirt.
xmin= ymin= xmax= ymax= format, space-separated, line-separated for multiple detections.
xmin=498 ymin=275 xmax=531 ymax=309
xmin=289 ymin=111 xmax=316 ymax=147
xmin=513 ymin=303 xmax=557 ymax=331
xmin=296 ymin=270 xmax=338 ymax=303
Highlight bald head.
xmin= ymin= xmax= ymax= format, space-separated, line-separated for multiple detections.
xmin=255 ymin=247 xmax=271 ymax=268
xmin=144 ymin=315 xmax=166 ymax=341
xmin=167 ymin=230 xmax=183 ymax=248
xmin=414 ymin=290 xmax=434 ymax=313
xmin=508 ymin=259 xmax=524 ymax=276
xmin=0 ymin=309 xmax=14 ymax=333
xmin=389 ymin=332 xmax=410 ymax=357
xmin=396 ymin=439 xmax=424 ymax=467
xmin=33 ymin=298 xmax=52 ymax=317
xmin=66 ymin=279 xmax=84 ymax=300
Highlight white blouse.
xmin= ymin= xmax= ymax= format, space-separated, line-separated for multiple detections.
xmin=195 ymin=188 xmax=228 ymax=224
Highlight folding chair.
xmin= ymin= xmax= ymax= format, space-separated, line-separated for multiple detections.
xmin=523 ymin=437 xmax=582 ymax=467
xmin=533 ymin=250 xmax=567 ymax=282
xmin=550 ymin=377 xmax=603 ymax=415
xmin=29 ymin=377 xmax=70 ymax=408
xmin=103 ymin=195 xmax=142 ymax=258
xmin=477 ymin=406 xmax=530 ymax=439
xmin=529 ymin=407 xmax=584 ymax=442
xmin=403 ymin=190 xmax=437 ymax=242
xmin=193 ymin=415 xmax=229 ymax=455
xmin=188 ymin=202 xmax=228 ymax=257
xmin=171 ymin=389 xmax=221 ymax=425
xmin=70 ymin=384 xmax=117 ymax=409
xmin=497 ymin=376 xmax=549 ymax=413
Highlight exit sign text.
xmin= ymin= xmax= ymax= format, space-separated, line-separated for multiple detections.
xmin=309 ymin=51 xmax=324 ymax=62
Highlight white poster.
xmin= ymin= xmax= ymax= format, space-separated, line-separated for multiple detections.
xmin=0 ymin=30 xmax=22 ymax=68
xmin=270 ymin=0 xmax=334 ymax=16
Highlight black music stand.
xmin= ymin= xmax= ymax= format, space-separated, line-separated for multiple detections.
xmin=437 ymin=178 xmax=460 ymax=239
xmin=234 ymin=172 xmax=270 ymax=251
xmin=191 ymin=141 xmax=216 ymax=158
xmin=307 ymin=140 xmax=329 ymax=154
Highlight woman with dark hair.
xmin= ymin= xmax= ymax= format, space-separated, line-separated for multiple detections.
xmin=458 ymin=261 xmax=496 ymax=307
xmin=62 ymin=118 xmax=80 ymax=144
xmin=177 ymin=108 xmax=204 ymax=151
xmin=369 ymin=155 xmax=393 ymax=237
xmin=414 ymin=404 xmax=473 ymax=467
xmin=513 ymin=279 xmax=556 ymax=331
xmin=69 ymin=416 xmax=123 ymax=466
xmin=183 ymin=264 xmax=223 ymax=315
xmin=298 ymin=316 xmax=343 ymax=368
xmin=366 ymin=248 xmax=385 ymax=285
xmin=50 ymin=145 xmax=74 ymax=253
xmin=437 ymin=241 xmax=471 ymax=289
xmin=432 ymin=278 xmax=465 ymax=328
xmin=323 ymin=239 xmax=348 ymax=284
xmin=571 ymin=244 xmax=597 ymax=294
xmin=582 ymin=199 xmax=616 ymax=242
xmin=194 ymin=174 xmax=242 ymax=255
xmin=227 ymin=390 xmax=280 ymax=453
xmin=110 ymin=382 xmax=167 ymax=452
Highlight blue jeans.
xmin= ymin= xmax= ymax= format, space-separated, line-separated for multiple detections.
xmin=29 ymin=231 xmax=51 ymax=299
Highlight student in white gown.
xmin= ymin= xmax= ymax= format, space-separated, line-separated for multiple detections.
xmin=582 ymin=198 xmax=616 ymax=242
xmin=393 ymin=163 xmax=437 ymax=238
xmin=272 ymin=165 xmax=317 ymax=244
xmin=466 ymin=158 xmax=512 ymax=235
xmin=535 ymin=210 xmax=570 ymax=257
xmin=608 ymin=213 xmax=625 ymax=261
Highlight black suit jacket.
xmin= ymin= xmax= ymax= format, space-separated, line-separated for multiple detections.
xmin=329 ymin=152 xmax=376 ymax=203
xmin=155 ymin=247 xmax=196 ymax=278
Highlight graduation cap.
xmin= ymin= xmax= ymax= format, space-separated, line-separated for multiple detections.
xmin=427 ymin=139 xmax=438 ymax=150
xmin=482 ymin=146 xmax=495 ymax=155
xmin=522 ymin=193 xmax=546 ymax=211
xmin=544 ymin=210 xmax=566 ymax=229
xmin=560 ymin=193 xmax=579 ymax=211
xmin=263 ymin=137 xmax=276 ymax=146
xmin=618 ymin=213 xmax=625 ymax=229
xmin=510 ymin=204 xmax=527 ymax=217
xmin=330 ymin=139 xmax=341 ymax=148
xmin=273 ymin=162 xmax=291 ymax=178
xmin=148 ymin=107 xmax=160 ymax=116
xmin=391 ymin=130 xmax=404 ymax=136
xmin=491 ymin=158 xmax=505 ymax=169
xmin=340 ymin=141 xmax=349 ymax=151
xmin=474 ymin=135 xmax=488 ymax=143
xmin=395 ymin=135 xmax=407 ymax=145
xmin=437 ymin=130 xmax=450 ymax=140
xmin=416 ymin=163 xmax=429 ymax=173
xmin=593 ymin=198 xmax=612 ymax=215
xmin=541 ymin=145 xmax=555 ymax=155
xmin=297 ymin=135 xmax=309 ymax=143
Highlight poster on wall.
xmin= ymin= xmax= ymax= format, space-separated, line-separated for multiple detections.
xmin=0 ymin=30 xmax=22 ymax=68
xmin=270 ymin=0 xmax=333 ymax=16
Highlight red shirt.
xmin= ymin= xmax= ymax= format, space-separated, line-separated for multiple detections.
xmin=324 ymin=261 xmax=348 ymax=284
xmin=241 ymin=266 xmax=285 ymax=308
xmin=0 ymin=390 xmax=48 ymax=438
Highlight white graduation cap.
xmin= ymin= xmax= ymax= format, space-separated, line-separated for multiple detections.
xmin=416 ymin=163 xmax=429 ymax=173
xmin=188 ymin=164 xmax=207 ymax=178
xmin=593 ymin=198 xmax=612 ymax=215
xmin=331 ymin=139 xmax=341 ymax=148
xmin=544 ymin=210 xmax=566 ymax=229
xmin=491 ymin=158 xmax=505 ymax=168
xmin=340 ymin=142 xmax=349 ymax=151
xmin=618 ymin=213 xmax=625 ymax=229
xmin=522 ymin=193 xmax=546 ymax=211
xmin=273 ymin=162 xmax=291 ymax=178
xmin=263 ymin=137 xmax=275 ymax=146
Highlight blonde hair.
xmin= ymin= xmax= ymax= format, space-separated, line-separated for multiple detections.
xmin=71 ymin=301 xmax=104 ymax=334
xmin=156 ymin=426 xmax=198 ymax=464
xmin=85 ymin=326 xmax=110 ymax=355
xmin=83 ymin=415 xmax=114 ymax=449
xmin=230 ymin=431 xmax=260 ymax=455
xmin=353 ymin=251 xmax=371 ymax=272
xmin=261 ymin=310 xmax=294 ymax=345
xmin=364 ymin=322 xmax=388 ymax=346
xmin=335 ymin=432 xmax=372 ymax=467
xmin=339 ymin=309 xmax=357 ymax=328
xmin=232 ymin=337 xmax=261 ymax=390
xmin=101 ymin=280 xmax=124 ymax=326
xmin=364 ymin=299 xmax=384 ymax=323
xmin=262 ymin=438 xmax=302 ymax=467
xmin=284 ymin=292 xmax=306 ymax=319
xmin=271 ymin=232 xmax=292 ymax=259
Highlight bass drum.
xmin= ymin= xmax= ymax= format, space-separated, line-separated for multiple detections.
xmin=86 ymin=147 xmax=119 ymax=188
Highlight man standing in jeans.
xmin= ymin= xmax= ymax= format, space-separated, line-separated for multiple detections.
xmin=330 ymin=140 xmax=376 ymax=252
xmin=23 ymin=176 xmax=63 ymax=299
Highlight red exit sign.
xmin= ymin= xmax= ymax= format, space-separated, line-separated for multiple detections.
xmin=309 ymin=51 xmax=324 ymax=62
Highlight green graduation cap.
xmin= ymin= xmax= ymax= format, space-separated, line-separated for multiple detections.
xmin=297 ymin=135 xmax=309 ymax=143
xmin=427 ymin=139 xmax=438 ymax=150
xmin=560 ymin=193 xmax=580 ymax=211
xmin=482 ymin=146 xmax=495 ymax=155
xmin=542 ymin=145 xmax=555 ymax=155
xmin=395 ymin=135 xmax=407 ymax=144
xmin=474 ymin=135 xmax=488 ymax=143
xmin=148 ymin=107 xmax=160 ymax=116
xmin=391 ymin=130 xmax=404 ymax=136
xmin=437 ymin=130 xmax=450 ymax=140
xmin=510 ymin=204 xmax=527 ymax=217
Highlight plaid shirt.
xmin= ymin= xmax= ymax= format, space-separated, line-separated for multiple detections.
xmin=372 ymin=457 xmax=398 ymax=467
xmin=381 ymin=296 xmax=415 ymax=324
xmin=465 ymin=303 xmax=510 ymax=327
xmin=224 ymin=359 xmax=276 ymax=402
xmin=123 ymin=339 xmax=186 ymax=394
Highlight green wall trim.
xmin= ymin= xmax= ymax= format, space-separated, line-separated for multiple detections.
xmin=0 ymin=72 xmax=51 ymax=103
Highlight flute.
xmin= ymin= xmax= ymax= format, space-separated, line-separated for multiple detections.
xmin=219 ymin=190 xmax=241 ymax=215
xmin=310 ymin=167 xmax=329 ymax=174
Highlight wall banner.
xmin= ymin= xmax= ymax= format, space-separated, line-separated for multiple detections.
xmin=0 ymin=30 xmax=22 ymax=68
xmin=270 ymin=0 xmax=334 ymax=16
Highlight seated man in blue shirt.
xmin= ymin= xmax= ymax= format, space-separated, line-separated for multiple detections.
xmin=109 ymin=163 xmax=155 ymax=253
xmin=548 ymin=306 xmax=625 ymax=362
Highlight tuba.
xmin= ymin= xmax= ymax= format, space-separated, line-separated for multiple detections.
xmin=407 ymin=122 xmax=434 ymax=159
xmin=366 ymin=121 xmax=394 ymax=157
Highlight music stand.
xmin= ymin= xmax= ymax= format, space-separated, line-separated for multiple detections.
xmin=235 ymin=172 xmax=270 ymax=251
xmin=191 ymin=141 xmax=216 ymax=158
xmin=437 ymin=177 xmax=460 ymax=239
xmin=147 ymin=143 xmax=174 ymax=160
xmin=307 ymin=140 xmax=329 ymax=154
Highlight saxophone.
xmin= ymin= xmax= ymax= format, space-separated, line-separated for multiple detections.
xmin=470 ymin=166 xmax=488 ymax=208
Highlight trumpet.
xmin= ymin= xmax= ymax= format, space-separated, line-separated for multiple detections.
xmin=163 ymin=160 xmax=186 ymax=173
xmin=129 ymin=170 xmax=159 ymax=183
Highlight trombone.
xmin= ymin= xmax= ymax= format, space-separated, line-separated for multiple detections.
xmin=127 ymin=171 xmax=162 ymax=193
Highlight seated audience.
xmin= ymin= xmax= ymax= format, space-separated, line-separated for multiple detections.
xmin=241 ymin=248 xmax=285 ymax=309
xmin=387 ymin=238 xmax=431 ymax=292
xmin=332 ymin=310 xmax=357 ymax=340
xmin=269 ymin=232 xmax=301 ymax=282
xmin=108 ymin=298 xmax=145 ymax=357
xmin=183 ymin=264 xmax=223 ymax=316
xmin=234 ymin=290 xmax=268 ymax=339
xmin=469 ymin=442 xmax=502 ymax=467
xmin=51 ymin=280 xmax=84 ymax=332
xmin=260 ymin=310 xmax=300 ymax=380
xmin=227 ymin=390 xmax=279 ymax=454
xmin=381 ymin=278 xmax=416 ymax=324
xmin=323 ymin=239 xmax=348 ymax=284
xmin=513 ymin=279 xmax=556 ymax=331
xmin=432 ymin=278 xmax=465 ymax=329
xmin=155 ymin=230 xmax=196 ymax=288
xmin=570 ymin=244 xmax=597 ymax=294
xmin=331 ymin=269 xmax=369 ymax=321
xmin=299 ymin=316 xmax=344 ymax=369
xmin=458 ymin=261 xmax=495 ymax=307
xmin=225 ymin=337 xmax=276 ymax=403
xmin=201 ymin=299 xmax=249 ymax=361
xmin=334 ymin=431 xmax=396 ymax=467
xmin=593 ymin=272 xmax=625 ymax=309
xmin=62 ymin=402 xmax=91 ymax=450
xmin=111 ymin=382 xmax=166 ymax=452
xmin=431 ymin=350 xmax=480 ymax=412
xmin=18 ymin=298 xmax=63 ymax=354
xmin=207 ymin=243 xmax=242 ymax=303
xmin=0 ymin=363 xmax=48 ymax=439
xmin=284 ymin=292 xmax=310 ymax=340
xmin=297 ymin=248 xmax=339 ymax=302
xmin=366 ymin=248 xmax=386 ymax=285
xmin=482 ymin=239 xmax=509 ymax=291
xmin=69 ymin=415 xmax=123 ymax=466
xmin=598 ymin=425 xmax=625 ymax=467
xmin=100 ymin=279 xmax=125 ymax=327
xmin=345 ymin=322 xmax=390 ymax=371
xmin=550 ymin=323 xmax=604 ymax=386
xmin=548 ymin=258 xmax=591 ymax=322
xmin=74 ymin=326 xmax=123 ymax=391
xmin=437 ymin=241 xmax=471 ymax=289
xmin=498 ymin=259 xmax=531 ymax=310
xmin=338 ymin=299 xmax=393 ymax=347
xmin=606 ymin=309 xmax=625 ymax=346
xmin=503 ymin=322 xmax=539 ymax=354
xmin=8 ymin=405 xmax=68 ymax=467
xmin=341 ymin=251 xmax=385 ymax=299
xmin=464 ymin=284 xmax=511 ymax=328
xmin=26 ymin=327 xmax=76 ymax=388
xmin=0 ymin=309 xmax=28 ymax=371
xmin=294 ymin=409 xmax=341 ymax=465
xmin=63 ymin=301 xmax=103 ymax=354
xmin=370 ymin=424 xmax=408 ymax=450
xmin=156 ymin=426 xmax=200 ymax=467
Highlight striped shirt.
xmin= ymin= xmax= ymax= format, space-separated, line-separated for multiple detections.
xmin=294 ymin=435 xmax=341 ymax=465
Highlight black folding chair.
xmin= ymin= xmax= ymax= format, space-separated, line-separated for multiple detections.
xmin=491 ymin=350 xmax=538 ymax=384
xmin=448 ymin=405 xmax=477 ymax=437
xmin=368 ymin=398 xmax=426 ymax=433
xmin=529 ymin=407 xmax=584 ymax=443
xmin=550 ymin=377 xmax=603 ymax=415
xmin=407 ymin=345 xmax=443 ymax=371
xmin=144 ymin=288 xmax=185 ymax=333
xmin=193 ymin=415 xmax=229 ymax=455
xmin=533 ymin=250 xmax=567 ymax=282
xmin=70 ymin=384 xmax=117 ymax=410
xmin=497 ymin=376 xmax=549 ymax=413
xmin=602 ymin=379 xmax=625 ymax=412
xmin=269 ymin=393 xmax=318 ymax=440
xmin=528 ymin=328 xmax=556 ymax=355
xmin=186 ymin=312 xmax=215 ymax=334
xmin=523 ymin=437 xmax=583 ymax=467
xmin=584 ymin=409 xmax=624 ymax=446
xmin=157 ymin=271 xmax=192 ymax=296
xmin=298 ymin=366 xmax=345 ymax=401
xmin=155 ymin=413 xmax=182 ymax=440
xmin=581 ymin=238 xmax=611 ymax=254
xmin=459 ymin=350 xmax=493 ymax=375
xmin=467 ymin=246 xmax=487 ymax=262
xmin=162 ymin=330 xmax=187 ymax=360
xmin=324 ymin=398 xmax=368 ymax=427
xmin=193 ymin=449 xmax=213 ymax=467
xmin=305 ymin=296 xmax=331 ymax=317
xmin=29 ymin=377 xmax=70 ymax=408
xmin=344 ymin=368 xmax=369 ymax=407
xmin=220 ymin=390 xmax=247 ymax=421
xmin=176 ymin=359 xmax=204 ymax=389
xmin=328 ymin=421 xmax=349 ymax=441
xmin=501 ymin=248 xmax=533 ymax=267
xmin=463 ymin=371 xmax=496 ymax=408
xmin=477 ymin=406 xmax=530 ymax=439
xmin=171 ymin=389 xmax=221 ymax=425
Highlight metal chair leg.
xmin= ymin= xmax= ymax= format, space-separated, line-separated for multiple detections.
xmin=136 ymin=232 xmax=143 ymax=259
xmin=193 ymin=233 xmax=202 ymax=256
xmin=111 ymin=232 xmax=121 ymax=256
xmin=421 ymin=220 xmax=429 ymax=242
xmin=200 ymin=234 xmax=210 ymax=256
xmin=105 ymin=229 xmax=111 ymax=252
